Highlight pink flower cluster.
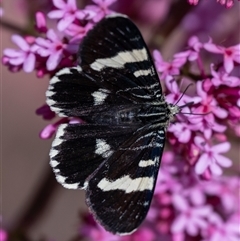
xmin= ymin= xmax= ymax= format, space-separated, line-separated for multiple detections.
xmin=2 ymin=0 xmax=240 ymax=240
xmin=154 ymin=36 xmax=240 ymax=178
xmin=188 ymin=0 xmax=240 ymax=8
xmin=2 ymin=0 xmax=117 ymax=76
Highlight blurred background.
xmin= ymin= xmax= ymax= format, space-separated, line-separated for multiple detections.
xmin=1 ymin=0 xmax=239 ymax=240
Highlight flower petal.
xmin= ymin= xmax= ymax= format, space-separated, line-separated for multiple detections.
xmin=195 ymin=153 xmax=209 ymax=174
xmin=209 ymin=162 xmax=222 ymax=175
xmin=215 ymin=154 xmax=232 ymax=167
xmin=12 ymin=35 xmax=29 ymax=51
xmin=194 ymin=136 xmax=205 ymax=149
xmin=48 ymin=10 xmax=65 ymax=19
xmin=172 ymin=194 xmax=189 ymax=211
xmin=57 ymin=15 xmax=75 ymax=31
xmin=224 ymin=55 xmax=234 ymax=73
xmin=204 ymin=43 xmax=223 ymax=54
xmin=212 ymin=106 xmax=228 ymax=119
xmin=23 ymin=53 xmax=35 ymax=72
xmin=68 ymin=0 xmax=77 ymax=9
xmin=46 ymin=29 xmax=59 ymax=42
xmin=46 ymin=49 xmax=63 ymax=70
xmin=52 ymin=0 xmax=66 ymax=9
xmin=211 ymin=142 xmax=230 ymax=153
xmin=9 ymin=56 xmax=25 ymax=65
xmin=171 ymin=215 xmax=187 ymax=233
xmin=3 ymin=49 xmax=23 ymax=57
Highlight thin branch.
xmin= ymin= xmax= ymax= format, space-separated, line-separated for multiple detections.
xmin=0 ymin=20 xmax=31 ymax=35
xmin=12 ymin=164 xmax=58 ymax=232
xmin=158 ymin=1 xmax=194 ymax=40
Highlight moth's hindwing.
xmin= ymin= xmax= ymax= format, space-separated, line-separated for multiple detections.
xmin=86 ymin=127 xmax=165 ymax=235
xmin=50 ymin=123 xmax=138 ymax=189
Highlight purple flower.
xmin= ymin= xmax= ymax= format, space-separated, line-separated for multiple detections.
xmin=36 ymin=104 xmax=55 ymax=120
xmin=195 ymin=81 xmax=228 ymax=119
xmin=171 ymin=194 xmax=212 ymax=236
xmin=84 ymin=0 xmax=117 ymax=22
xmin=0 ymin=229 xmax=8 ymax=241
xmin=188 ymin=0 xmax=199 ymax=5
xmin=204 ymin=177 xmax=240 ymax=213
xmin=48 ymin=0 xmax=85 ymax=31
xmin=39 ymin=118 xmax=68 ymax=139
xmin=65 ymin=22 xmax=93 ymax=42
xmin=205 ymin=214 xmax=240 ymax=241
xmin=3 ymin=35 xmax=37 ymax=72
xmin=204 ymin=40 xmax=240 ymax=73
xmin=216 ymin=0 xmax=235 ymax=8
xmin=35 ymin=29 xmax=76 ymax=71
xmin=35 ymin=12 xmax=48 ymax=33
xmin=168 ymin=122 xmax=192 ymax=143
xmin=174 ymin=36 xmax=202 ymax=62
xmin=194 ymin=136 xmax=232 ymax=175
xmin=165 ymin=77 xmax=200 ymax=106
xmin=211 ymin=64 xmax=240 ymax=87
xmin=153 ymin=50 xmax=185 ymax=80
xmin=189 ymin=113 xmax=226 ymax=139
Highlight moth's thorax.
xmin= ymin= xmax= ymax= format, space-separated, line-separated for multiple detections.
xmin=114 ymin=102 xmax=179 ymax=127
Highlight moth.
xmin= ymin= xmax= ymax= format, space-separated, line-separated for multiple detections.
xmin=46 ymin=13 xmax=179 ymax=235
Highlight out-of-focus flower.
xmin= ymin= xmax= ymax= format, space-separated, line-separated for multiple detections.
xmin=204 ymin=40 xmax=240 ymax=73
xmin=204 ymin=177 xmax=240 ymax=213
xmin=35 ymin=11 xmax=48 ymax=33
xmin=153 ymin=50 xmax=185 ymax=80
xmin=0 ymin=229 xmax=8 ymax=241
xmin=171 ymin=194 xmax=212 ymax=236
xmin=188 ymin=0 xmax=237 ymax=8
xmin=210 ymin=64 xmax=240 ymax=87
xmin=195 ymin=81 xmax=228 ymax=119
xmin=36 ymin=104 xmax=55 ymax=120
xmin=194 ymin=136 xmax=232 ymax=175
xmin=174 ymin=36 xmax=202 ymax=62
xmin=84 ymin=0 xmax=117 ymax=22
xmin=189 ymin=113 xmax=227 ymax=139
xmin=188 ymin=0 xmax=199 ymax=5
xmin=48 ymin=0 xmax=85 ymax=31
xmin=203 ymin=213 xmax=240 ymax=241
xmin=65 ymin=22 xmax=93 ymax=42
xmin=39 ymin=118 xmax=68 ymax=139
xmin=216 ymin=0 xmax=235 ymax=8
xmin=3 ymin=35 xmax=37 ymax=72
xmin=168 ymin=122 xmax=193 ymax=143
xmin=35 ymin=29 xmax=76 ymax=71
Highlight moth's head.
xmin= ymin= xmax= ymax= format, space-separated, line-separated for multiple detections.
xmin=168 ymin=103 xmax=180 ymax=117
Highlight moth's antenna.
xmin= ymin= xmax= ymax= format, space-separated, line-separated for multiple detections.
xmin=174 ymin=83 xmax=194 ymax=106
xmin=181 ymin=111 xmax=211 ymax=116
xmin=179 ymin=101 xmax=195 ymax=109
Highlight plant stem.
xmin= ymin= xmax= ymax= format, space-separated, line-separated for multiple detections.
xmin=12 ymin=164 xmax=58 ymax=232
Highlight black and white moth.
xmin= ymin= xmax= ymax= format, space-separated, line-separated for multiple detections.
xmin=46 ymin=13 xmax=179 ymax=235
